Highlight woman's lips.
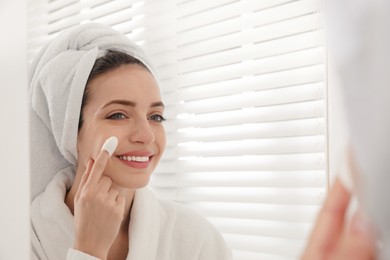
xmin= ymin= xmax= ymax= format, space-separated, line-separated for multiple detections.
xmin=117 ymin=158 xmax=151 ymax=169
xmin=115 ymin=151 xmax=154 ymax=169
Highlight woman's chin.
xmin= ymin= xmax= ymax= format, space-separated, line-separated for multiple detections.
xmin=111 ymin=174 xmax=151 ymax=190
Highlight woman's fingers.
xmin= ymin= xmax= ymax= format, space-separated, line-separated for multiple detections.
xmin=331 ymin=210 xmax=376 ymax=260
xmin=302 ymin=178 xmax=351 ymax=259
xmin=108 ymin=188 xmax=119 ymax=201
xmin=72 ymin=137 xmax=123 ymax=258
xmin=116 ymin=193 xmax=126 ymax=208
xmin=84 ymin=136 xmax=118 ymax=187
xmin=99 ymin=176 xmax=112 ymax=192
xmin=85 ymin=149 xmax=111 ymax=187
xmin=302 ymin=178 xmax=376 ymax=260
xmin=75 ymin=159 xmax=93 ymax=200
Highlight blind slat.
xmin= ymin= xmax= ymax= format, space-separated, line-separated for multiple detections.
xmin=175 ymin=13 xmax=321 ymax=60
xmin=47 ymin=2 xmax=80 ymax=23
xmin=208 ymin=217 xmax=313 ymax=239
xmin=181 ymin=202 xmax=322 ymax=222
xmin=177 ymin=136 xmax=325 ymax=157
xmin=177 ymin=118 xmax=325 ymax=142
xmin=233 ymin=250 xmax=293 ymax=260
xmin=47 ymin=0 xmax=77 ymax=12
xmin=155 ymin=187 xmax=326 ymax=204
xmin=155 ymin=153 xmax=325 ymax=172
xmin=176 ymin=48 xmax=324 ymax=87
xmin=225 ymin=234 xmax=305 ymax=256
xmin=179 ymin=100 xmax=325 ymax=128
xmin=88 ymin=1 xmax=135 ymax=21
xmin=178 ymin=0 xmax=239 ymax=18
xmin=151 ymin=170 xmax=327 ymax=187
xmin=250 ymin=0 xmax=319 ymax=28
xmin=176 ymin=31 xmax=323 ymax=74
xmin=180 ymin=83 xmax=324 ymax=114
xmin=160 ymin=64 xmax=324 ymax=99
xmin=178 ymin=1 xmax=240 ymax=32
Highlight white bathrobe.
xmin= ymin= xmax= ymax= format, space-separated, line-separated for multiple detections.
xmin=31 ymin=167 xmax=232 ymax=260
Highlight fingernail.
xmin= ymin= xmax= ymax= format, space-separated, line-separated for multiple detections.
xmin=101 ymin=136 xmax=118 ymax=156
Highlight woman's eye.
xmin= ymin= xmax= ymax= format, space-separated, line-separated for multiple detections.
xmin=107 ymin=113 xmax=127 ymax=120
xmin=149 ymin=114 xmax=166 ymax=123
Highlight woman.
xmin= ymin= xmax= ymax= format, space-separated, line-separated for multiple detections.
xmin=30 ymin=23 xmax=232 ymax=260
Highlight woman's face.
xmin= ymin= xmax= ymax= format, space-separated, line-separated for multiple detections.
xmin=77 ymin=64 xmax=166 ymax=189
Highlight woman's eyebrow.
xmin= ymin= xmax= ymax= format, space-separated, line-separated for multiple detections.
xmin=102 ymin=100 xmax=165 ymax=109
xmin=151 ymin=101 xmax=165 ymax=108
xmin=102 ymin=99 xmax=136 ymax=108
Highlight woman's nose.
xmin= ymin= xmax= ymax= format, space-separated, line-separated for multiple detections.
xmin=129 ymin=118 xmax=155 ymax=144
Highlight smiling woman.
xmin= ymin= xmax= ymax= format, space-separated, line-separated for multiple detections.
xmin=29 ymin=23 xmax=232 ymax=260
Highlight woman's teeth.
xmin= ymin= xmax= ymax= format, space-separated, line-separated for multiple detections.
xmin=118 ymin=155 xmax=149 ymax=162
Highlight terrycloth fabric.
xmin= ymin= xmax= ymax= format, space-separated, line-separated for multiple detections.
xmin=29 ymin=23 xmax=157 ymax=200
xmin=31 ymin=168 xmax=233 ymax=260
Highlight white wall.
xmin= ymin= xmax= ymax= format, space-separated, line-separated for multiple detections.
xmin=0 ymin=1 xmax=30 ymax=259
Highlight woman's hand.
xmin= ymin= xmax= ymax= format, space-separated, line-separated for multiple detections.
xmin=301 ymin=178 xmax=376 ymax=260
xmin=73 ymin=149 xmax=125 ymax=260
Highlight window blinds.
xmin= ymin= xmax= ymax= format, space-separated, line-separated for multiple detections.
xmin=26 ymin=0 xmax=327 ymax=259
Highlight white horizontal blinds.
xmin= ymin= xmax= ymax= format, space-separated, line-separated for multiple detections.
xmin=148 ymin=0 xmax=327 ymax=259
